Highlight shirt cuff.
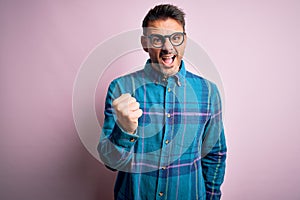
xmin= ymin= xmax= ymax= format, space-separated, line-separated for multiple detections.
xmin=206 ymin=191 xmax=221 ymax=200
xmin=110 ymin=124 xmax=139 ymax=149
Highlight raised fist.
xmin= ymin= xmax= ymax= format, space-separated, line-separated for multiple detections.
xmin=112 ymin=93 xmax=143 ymax=134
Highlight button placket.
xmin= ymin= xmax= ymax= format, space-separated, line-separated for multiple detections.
xmin=156 ymin=78 xmax=173 ymax=199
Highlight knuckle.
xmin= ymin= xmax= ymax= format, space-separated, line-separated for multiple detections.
xmin=138 ymin=109 xmax=143 ymax=115
xmin=131 ymin=102 xmax=138 ymax=108
xmin=135 ymin=102 xmax=140 ymax=108
xmin=129 ymin=97 xmax=136 ymax=103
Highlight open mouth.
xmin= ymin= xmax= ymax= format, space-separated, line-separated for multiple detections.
xmin=161 ymin=55 xmax=176 ymax=66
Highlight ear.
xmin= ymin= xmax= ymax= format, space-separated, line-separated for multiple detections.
xmin=141 ymin=36 xmax=149 ymax=52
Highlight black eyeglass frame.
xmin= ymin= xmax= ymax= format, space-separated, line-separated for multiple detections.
xmin=146 ymin=32 xmax=186 ymax=48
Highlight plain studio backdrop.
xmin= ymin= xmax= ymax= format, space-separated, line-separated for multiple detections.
xmin=1 ymin=0 xmax=299 ymax=199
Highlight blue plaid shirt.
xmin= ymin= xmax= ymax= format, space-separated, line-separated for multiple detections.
xmin=98 ymin=60 xmax=227 ymax=200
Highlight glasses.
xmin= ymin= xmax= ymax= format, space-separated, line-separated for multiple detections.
xmin=146 ymin=32 xmax=186 ymax=48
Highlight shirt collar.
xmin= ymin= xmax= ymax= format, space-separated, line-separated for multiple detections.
xmin=144 ymin=59 xmax=186 ymax=86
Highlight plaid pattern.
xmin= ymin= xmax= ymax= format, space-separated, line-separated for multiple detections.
xmin=98 ymin=60 xmax=227 ymax=200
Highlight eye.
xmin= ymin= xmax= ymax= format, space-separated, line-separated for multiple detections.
xmin=151 ymin=36 xmax=162 ymax=44
xmin=171 ymin=33 xmax=182 ymax=42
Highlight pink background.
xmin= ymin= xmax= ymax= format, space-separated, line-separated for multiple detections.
xmin=1 ymin=0 xmax=299 ymax=199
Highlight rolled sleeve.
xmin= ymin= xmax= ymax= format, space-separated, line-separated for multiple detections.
xmin=110 ymin=124 xmax=139 ymax=149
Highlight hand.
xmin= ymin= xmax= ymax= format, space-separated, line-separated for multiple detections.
xmin=112 ymin=93 xmax=143 ymax=134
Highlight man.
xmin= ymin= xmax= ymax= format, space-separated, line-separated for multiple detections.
xmin=98 ymin=4 xmax=227 ymax=200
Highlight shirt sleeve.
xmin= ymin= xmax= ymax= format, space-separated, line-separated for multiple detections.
xmin=201 ymin=83 xmax=227 ymax=200
xmin=97 ymin=80 xmax=139 ymax=172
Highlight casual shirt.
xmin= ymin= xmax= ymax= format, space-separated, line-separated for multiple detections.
xmin=98 ymin=60 xmax=227 ymax=200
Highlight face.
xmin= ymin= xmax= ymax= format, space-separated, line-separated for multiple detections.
xmin=141 ymin=18 xmax=187 ymax=77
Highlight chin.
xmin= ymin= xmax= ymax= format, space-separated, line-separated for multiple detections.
xmin=159 ymin=64 xmax=180 ymax=76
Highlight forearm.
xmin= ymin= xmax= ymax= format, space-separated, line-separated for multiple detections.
xmin=201 ymin=130 xmax=227 ymax=200
xmin=97 ymin=79 xmax=140 ymax=171
xmin=98 ymin=122 xmax=138 ymax=171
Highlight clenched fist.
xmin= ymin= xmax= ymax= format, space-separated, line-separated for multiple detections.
xmin=112 ymin=93 xmax=143 ymax=134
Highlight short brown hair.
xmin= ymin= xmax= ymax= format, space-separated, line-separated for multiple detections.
xmin=142 ymin=4 xmax=186 ymax=34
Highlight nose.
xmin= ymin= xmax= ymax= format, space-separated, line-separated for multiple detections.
xmin=162 ymin=37 xmax=174 ymax=51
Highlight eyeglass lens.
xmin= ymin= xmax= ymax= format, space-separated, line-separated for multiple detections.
xmin=149 ymin=32 xmax=184 ymax=47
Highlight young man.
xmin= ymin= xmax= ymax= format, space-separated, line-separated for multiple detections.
xmin=98 ymin=4 xmax=227 ymax=200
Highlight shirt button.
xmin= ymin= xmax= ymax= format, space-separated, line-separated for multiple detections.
xmin=165 ymin=140 xmax=169 ymax=144
xmin=167 ymin=113 xmax=171 ymax=118
xmin=168 ymin=88 xmax=171 ymax=92
xmin=161 ymin=166 xmax=166 ymax=170
xmin=130 ymin=138 xmax=135 ymax=142
xmin=159 ymin=192 xmax=164 ymax=196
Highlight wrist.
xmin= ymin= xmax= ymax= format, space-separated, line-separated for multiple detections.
xmin=116 ymin=120 xmax=136 ymax=134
